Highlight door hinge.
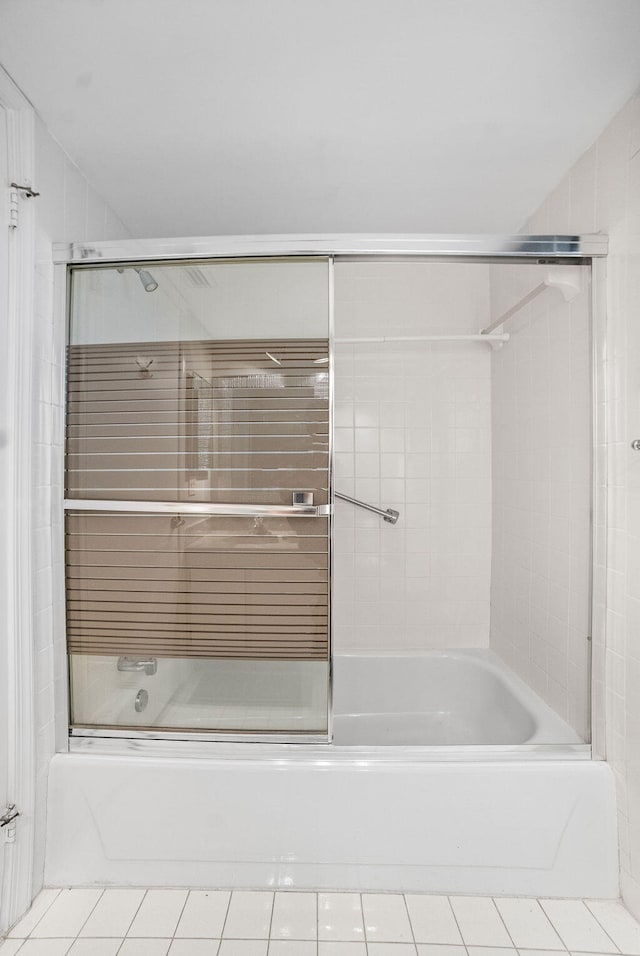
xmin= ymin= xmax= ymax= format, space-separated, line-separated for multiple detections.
xmin=8 ymin=186 xmax=19 ymax=229
xmin=8 ymin=182 xmax=40 ymax=229
xmin=1 ymin=804 xmax=20 ymax=842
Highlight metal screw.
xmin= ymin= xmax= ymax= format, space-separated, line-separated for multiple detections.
xmin=631 ymin=440 xmax=640 ymax=451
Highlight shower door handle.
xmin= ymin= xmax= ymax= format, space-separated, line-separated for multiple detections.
xmin=64 ymin=499 xmax=331 ymax=518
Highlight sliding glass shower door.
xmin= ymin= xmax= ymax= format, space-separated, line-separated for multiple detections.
xmin=65 ymin=258 xmax=331 ymax=735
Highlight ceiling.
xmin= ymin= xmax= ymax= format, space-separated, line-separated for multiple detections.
xmin=2 ymin=0 xmax=640 ymax=239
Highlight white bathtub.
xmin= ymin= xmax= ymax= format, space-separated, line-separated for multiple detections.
xmin=332 ymin=650 xmax=582 ymax=746
xmin=45 ymin=651 xmax=617 ymax=898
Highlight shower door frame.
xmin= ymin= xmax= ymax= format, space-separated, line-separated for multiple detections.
xmin=53 ymin=233 xmax=608 ymax=752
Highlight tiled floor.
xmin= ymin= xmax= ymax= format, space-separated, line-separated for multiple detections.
xmin=3 ymin=890 xmax=640 ymax=956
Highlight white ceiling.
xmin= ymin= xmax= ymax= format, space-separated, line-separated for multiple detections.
xmin=2 ymin=0 xmax=640 ymax=239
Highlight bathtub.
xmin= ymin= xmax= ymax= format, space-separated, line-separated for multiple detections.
xmin=45 ymin=650 xmax=617 ymax=898
xmin=332 ymin=650 xmax=582 ymax=746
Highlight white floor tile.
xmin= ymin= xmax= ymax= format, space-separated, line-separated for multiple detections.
xmin=586 ymin=901 xmax=640 ymax=954
xmin=362 ymin=894 xmax=413 ymax=943
xmin=67 ymin=940 xmax=122 ymax=956
xmin=448 ymin=898 xmax=512 ymax=948
xmin=405 ymin=896 xmax=463 ymax=945
xmin=540 ymin=901 xmax=618 ymax=953
xmin=223 ymin=893 xmax=274 ymax=940
xmin=79 ymin=889 xmax=144 ymax=938
xmin=30 ymin=890 xmax=103 ymax=939
xmin=175 ymin=891 xmax=230 ymax=939
xmin=118 ymin=941 xmax=171 ymax=956
xmin=416 ymin=946 xmax=466 ymax=956
xmin=0 ymin=941 xmax=25 ymax=955
xmin=168 ymin=942 xmax=221 ymax=955
xmin=367 ymin=945 xmax=418 ymax=955
xmin=522 ymin=951 xmax=573 ymax=956
xmin=127 ymin=890 xmax=188 ymax=938
xmin=14 ymin=942 xmax=74 ymax=956
xmin=318 ymin=893 xmax=365 ymax=942
xmin=495 ymin=899 xmax=564 ymax=950
xmin=8 ymin=889 xmax=62 ymax=938
xmin=218 ymin=943 xmax=268 ymax=956
xmin=467 ymin=948 xmax=518 ymax=956
xmin=270 ymin=892 xmax=317 ymax=940
xmin=268 ymin=942 xmax=317 ymax=956
xmin=319 ymin=944 xmax=367 ymax=956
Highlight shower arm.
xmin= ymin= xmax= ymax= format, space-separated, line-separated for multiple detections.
xmin=335 ymin=491 xmax=399 ymax=525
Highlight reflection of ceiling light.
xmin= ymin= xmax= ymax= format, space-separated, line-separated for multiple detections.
xmin=265 ymin=351 xmax=281 ymax=365
xmin=313 ymin=357 xmax=329 ymax=364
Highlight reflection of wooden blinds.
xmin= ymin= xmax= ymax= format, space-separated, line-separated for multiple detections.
xmin=65 ymin=339 xmax=330 ymax=661
xmin=66 ymin=339 xmax=330 ymax=504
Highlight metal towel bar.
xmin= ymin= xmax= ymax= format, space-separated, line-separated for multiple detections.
xmin=335 ymin=491 xmax=399 ymax=524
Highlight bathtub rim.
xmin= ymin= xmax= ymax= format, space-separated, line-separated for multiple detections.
xmin=68 ymin=732 xmax=592 ymax=762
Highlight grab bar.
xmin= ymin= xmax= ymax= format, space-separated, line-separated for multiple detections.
xmin=64 ymin=499 xmax=331 ymax=518
xmin=335 ymin=492 xmax=399 ymax=525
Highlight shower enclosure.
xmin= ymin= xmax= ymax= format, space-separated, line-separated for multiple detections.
xmin=61 ymin=235 xmax=603 ymax=751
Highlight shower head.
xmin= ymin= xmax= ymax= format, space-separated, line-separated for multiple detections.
xmin=135 ymin=268 xmax=158 ymax=293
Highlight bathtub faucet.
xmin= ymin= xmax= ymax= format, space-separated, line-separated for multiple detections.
xmin=117 ymin=656 xmax=158 ymax=676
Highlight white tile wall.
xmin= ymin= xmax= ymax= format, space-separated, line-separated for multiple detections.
xmin=29 ymin=113 xmax=129 ymax=894
xmin=488 ymin=262 xmax=592 ymax=738
xmin=333 ymin=261 xmax=493 ymax=653
xmin=523 ymin=93 xmax=640 ymax=915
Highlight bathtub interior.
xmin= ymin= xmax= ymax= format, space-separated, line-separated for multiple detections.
xmin=65 ymin=253 xmax=594 ymax=751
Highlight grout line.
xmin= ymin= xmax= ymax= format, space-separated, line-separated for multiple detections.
xmin=532 ymin=897 xmax=569 ymax=952
xmin=582 ymin=901 xmax=624 ymax=955
xmin=266 ymin=889 xmax=276 ymax=944
xmin=447 ymin=896 xmax=468 ymax=950
xmin=402 ymin=893 xmax=418 ymax=952
xmin=169 ymin=888 xmax=191 ymax=953
xmin=6 ymin=888 xmax=63 ymax=942
xmin=492 ymin=896 xmax=518 ymax=950
xmin=218 ymin=888 xmax=234 ymax=945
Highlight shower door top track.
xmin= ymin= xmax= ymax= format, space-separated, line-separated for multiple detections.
xmin=53 ymin=233 xmax=607 ymax=266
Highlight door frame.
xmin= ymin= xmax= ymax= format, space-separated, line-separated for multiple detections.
xmin=53 ymin=235 xmax=607 ymax=755
xmin=0 ymin=65 xmax=36 ymax=930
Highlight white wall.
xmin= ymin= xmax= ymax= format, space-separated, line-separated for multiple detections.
xmin=30 ymin=114 xmax=129 ymax=893
xmin=488 ymin=264 xmax=592 ymax=739
xmin=332 ymin=261 xmax=493 ymax=653
xmin=523 ymin=92 xmax=640 ymax=914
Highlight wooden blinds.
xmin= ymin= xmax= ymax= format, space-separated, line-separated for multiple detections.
xmin=65 ymin=338 xmax=330 ymax=661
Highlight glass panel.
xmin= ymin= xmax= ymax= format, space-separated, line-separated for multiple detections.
xmin=331 ymin=258 xmax=591 ymax=748
xmin=66 ymin=259 xmax=330 ymax=734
